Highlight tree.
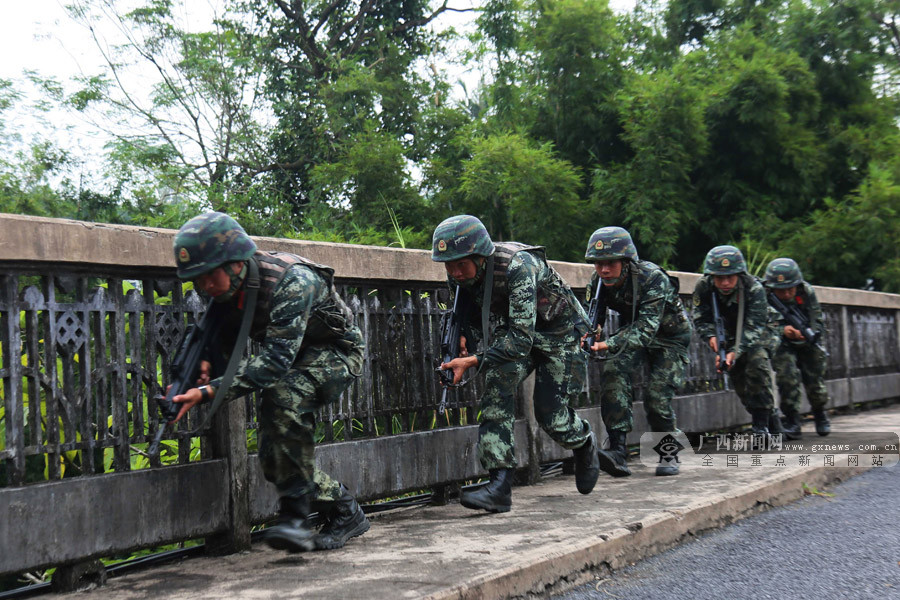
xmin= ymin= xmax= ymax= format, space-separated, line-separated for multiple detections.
xmin=247 ymin=0 xmax=474 ymax=234
xmin=65 ymin=0 xmax=283 ymax=230
xmin=458 ymin=133 xmax=585 ymax=260
xmin=592 ymin=67 xmax=708 ymax=267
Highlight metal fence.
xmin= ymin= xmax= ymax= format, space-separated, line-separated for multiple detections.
xmin=1 ymin=258 xmax=899 ymax=580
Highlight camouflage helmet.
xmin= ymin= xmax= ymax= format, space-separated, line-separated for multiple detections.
xmin=431 ymin=215 xmax=495 ymax=262
xmin=703 ymin=245 xmax=746 ymax=275
xmin=764 ymin=257 xmax=803 ymax=289
xmin=585 ymin=226 xmax=639 ymax=262
xmin=173 ymin=212 xmax=257 ymax=279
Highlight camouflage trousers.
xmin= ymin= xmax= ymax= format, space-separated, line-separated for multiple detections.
xmin=478 ymin=341 xmax=592 ymax=470
xmin=729 ymin=346 xmax=775 ymax=412
xmin=599 ymin=346 xmax=688 ymax=433
xmin=257 ymin=328 xmax=364 ymax=502
xmin=771 ymin=342 xmax=830 ymax=413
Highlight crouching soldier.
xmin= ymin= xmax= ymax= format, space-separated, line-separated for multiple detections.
xmin=691 ymin=246 xmax=777 ymax=434
xmin=170 ymin=212 xmax=369 ymax=552
xmin=764 ymin=258 xmax=831 ymax=437
xmin=433 ymin=215 xmax=600 ymax=512
xmin=582 ymin=227 xmax=693 ymax=476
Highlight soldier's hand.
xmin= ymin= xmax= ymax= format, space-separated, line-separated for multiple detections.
xmin=196 ymin=360 xmax=212 ymax=385
xmin=441 ymin=356 xmax=478 ymax=384
xmin=783 ymin=325 xmax=805 ymax=341
xmin=725 ymin=351 xmax=736 ymax=370
xmin=709 ymin=337 xmax=719 ymax=353
xmin=172 ymin=387 xmax=204 ymax=423
xmin=591 ymin=340 xmax=608 ymax=353
xmin=459 ymin=336 xmax=469 ymax=357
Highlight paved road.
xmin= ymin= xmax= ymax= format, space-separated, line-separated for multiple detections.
xmin=555 ymin=465 xmax=900 ymax=600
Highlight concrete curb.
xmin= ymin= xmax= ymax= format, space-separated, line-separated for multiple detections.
xmin=425 ymin=465 xmax=870 ymax=599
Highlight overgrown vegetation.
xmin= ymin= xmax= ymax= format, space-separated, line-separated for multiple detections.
xmin=3 ymin=0 xmax=900 ymax=291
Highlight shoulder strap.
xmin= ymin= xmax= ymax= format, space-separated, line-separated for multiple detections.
xmin=735 ymin=277 xmax=745 ymax=352
xmin=594 ymin=265 xmax=639 ymax=362
xmin=476 ymin=254 xmax=494 ymax=374
xmin=196 ymin=259 xmax=261 ymax=431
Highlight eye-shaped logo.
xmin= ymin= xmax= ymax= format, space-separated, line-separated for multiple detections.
xmin=653 ymin=434 xmax=685 ymax=464
xmin=777 ymin=274 xmax=785 ymax=282
xmin=178 ymin=248 xmax=190 ymax=263
xmin=438 ymin=239 xmax=447 ymax=252
xmin=595 ymin=240 xmax=604 ymax=250
xmin=721 ymin=258 xmax=731 ymax=268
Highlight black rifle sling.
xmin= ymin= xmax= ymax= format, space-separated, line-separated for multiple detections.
xmin=734 ymin=278 xmax=745 ymax=354
xmin=197 ymin=259 xmax=261 ymax=431
xmin=444 ymin=253 xmax=495 ymax=388
xmin=468 ymin=253 xmax=494 ymax=378
xmin=595 ymin=267 xmax=639 ymax=361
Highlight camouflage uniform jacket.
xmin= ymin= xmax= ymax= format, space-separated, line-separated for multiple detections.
xmin=210 ymin=251 xmax=357 ymax=403
xmin=452 ymin=243 xmax=590 ymax=370
xmin=692 ymin=273 xmax=773 ymax=360
xmin=770 ymin=281 xmax=825 ymax=348
xmin=585 ymin=260 xmax=692 ymax=357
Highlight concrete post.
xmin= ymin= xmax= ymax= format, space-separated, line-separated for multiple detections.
xmin=204 ymin=398 xmax=251 ymax=554
xmin=521 ymin=372 xmax=542 ymax=485
xmin=841 ymin=306 xmax=854 ymax=407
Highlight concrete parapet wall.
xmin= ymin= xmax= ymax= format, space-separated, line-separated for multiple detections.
xmin=1 ymin=213 xmax=899 ymax=307
xmin=2 ymin=212 xmax=900 ymax=580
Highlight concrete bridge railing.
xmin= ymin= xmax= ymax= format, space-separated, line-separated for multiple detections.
xmin=1 ymin=213 xmax=898 ymax=580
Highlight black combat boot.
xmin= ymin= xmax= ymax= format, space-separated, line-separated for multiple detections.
xmin=460 ymin=468 xmax=513 ymax=513
xmin=813 ymin=408 xmax=831 ymax=436
xmin=655 ymin=433 xmax=680 ymax=476
xmin=781 ymin=410 xmax=802 ymax=440
xmin=655 ymin=459 xmax=680 ymax=476
xmin=768 ymin=409 xmax=785 ymax=437
xmin=264 ymin=495 xmax=316 ymax=553
xmin=597 ymin=431 xmax=631 ymax=477
xmin=314 ymin=485 xmax=370 ymax=550
xmin=749 ymin=410 xmax=770 ymax=435
xmin=573 ymin=432 xmax=601 ymax=494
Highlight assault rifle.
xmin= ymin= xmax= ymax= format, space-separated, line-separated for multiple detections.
xmin=710 ymin=291 xmax=731 ymax=388
xmin=767 ymin=292 xmax=820 ymax=345
xmin=436 ymin=285 xmax=471 ymax=413
xmin=582 ymin=281 xmax=607 ymax=354
xmin=148 ymin=299 xmax=223 ymax=456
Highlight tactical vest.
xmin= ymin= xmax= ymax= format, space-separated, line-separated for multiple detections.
xmin=604 ymin=260 xmax=689 ymax=337
xmin=489 ymin=242 xmax=571 ymax=323
xmin=714 ymin=273 xmax=761 ymax=335
xmin=222 ymin=251 xmax=355 ymax=348
xmin=793 ymin=285 xmax=812 ymax=319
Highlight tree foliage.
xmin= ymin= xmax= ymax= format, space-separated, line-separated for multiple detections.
xmin=4 ymin=0 xmax=900 ymax=289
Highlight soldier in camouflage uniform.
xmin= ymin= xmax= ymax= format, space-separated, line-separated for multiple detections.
xmin=764 ymin=258 xmax=831 ymax=437
xmin=691 ymin=246 xmax=777 ymax=434
xmin=170 ymin=212 xmax=369 ymax=553
xmin=582 ymin=227 xmax=693 ymax=477
xmin=432 ymin=215 xmax=600 ymax=513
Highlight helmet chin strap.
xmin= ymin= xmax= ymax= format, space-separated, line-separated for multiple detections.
xmin=214 ymin=262 xmax=248 ymax=303
xmin=601 ymin=260 xmax=629 ymax=287
xmin=458 ymin=256 xmax=487 ymax=288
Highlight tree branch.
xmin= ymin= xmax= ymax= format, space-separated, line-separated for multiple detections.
xmin=313 ymin=0 xmax=349 ymax=39
xmin=388 ymin=2 xmax=474 ymax=37
xmin=328 ymin=0 xmax=375 ymax=51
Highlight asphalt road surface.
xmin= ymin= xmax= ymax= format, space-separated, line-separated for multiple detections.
xmin=555 ymin=466 xmax=900 ymax=600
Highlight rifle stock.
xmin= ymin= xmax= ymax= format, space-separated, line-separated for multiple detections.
xmin=148 ymin=299 xmax=222 ymax=455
